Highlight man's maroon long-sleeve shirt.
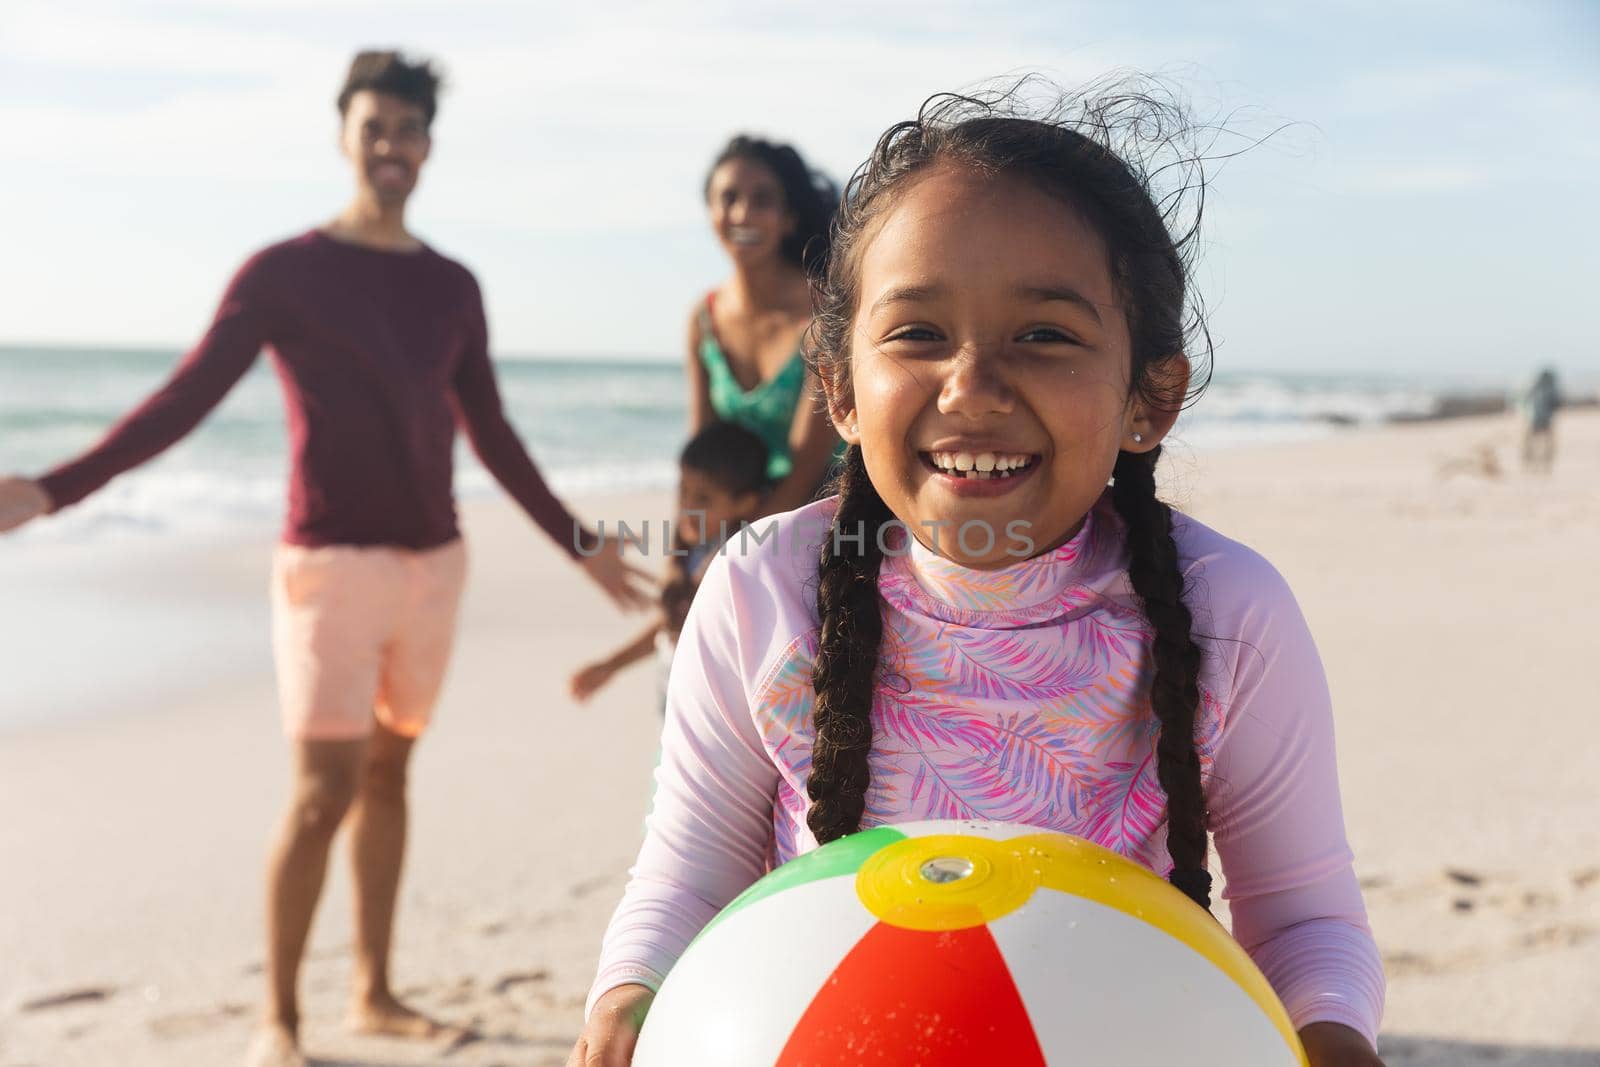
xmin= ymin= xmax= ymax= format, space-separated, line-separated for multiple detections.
xmin=39 ymin=230 xmax=587 ymax=557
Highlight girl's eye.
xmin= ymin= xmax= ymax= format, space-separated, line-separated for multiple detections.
xmin=885 ymin=326 xmax=942 ymax=343
xmin=1017 ymin=327 xmax=1079 ymax=345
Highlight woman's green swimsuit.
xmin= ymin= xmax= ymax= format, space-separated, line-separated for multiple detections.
xmin=697 ymin=298 xmax=810 ymax=482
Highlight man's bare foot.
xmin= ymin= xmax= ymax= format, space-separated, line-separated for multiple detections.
xmin=346 ymin=991 xmax=468 ymax=1043
xmin=244 ymin=1023 xmax=306 ymax=1067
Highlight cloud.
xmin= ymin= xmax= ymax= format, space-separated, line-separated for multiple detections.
xmin=0 ymin=1 xmax=1215 ymax=224
xmin=10 ymin=0 xmax=1589 ymax=360
xmin=1333 ymin=160 xmax=1496 ymax=194
xmin=1336 ymin=61 xmax=1515 ymax=112
xmin=1 ymin=1 xmax=332 ymax=74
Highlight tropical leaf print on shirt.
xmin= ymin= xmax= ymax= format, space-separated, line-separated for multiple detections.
xmin=919 ymin=625 xmax=1110 ymax=700
xmin=747 ymin=498 xmax=1228 ymax=871
xmin=985 ymin=710 xmax=1099 ymax=823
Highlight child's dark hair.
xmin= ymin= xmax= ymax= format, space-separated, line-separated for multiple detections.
xmin=663 ymin=422 xmax=770 ymax=638
xmin=337 ymin=50 xmax=444 ymax=126
xmin=680 ymin=421 xmax=770 ymax=498
xmin=705 ymin=136 xmax=840 ymax=273
xmin=805 ymin=76 xmax=1219 ymax=909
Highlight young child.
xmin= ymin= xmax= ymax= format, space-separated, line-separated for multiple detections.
xmin=569 ymin=421 xmax=769 ymax=709
xmin=572 ymin=85 xmax=1386 ymax=1067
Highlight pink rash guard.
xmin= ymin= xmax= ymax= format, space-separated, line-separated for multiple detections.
xmin=589 ymin=493 xmax=1385 ymax=1044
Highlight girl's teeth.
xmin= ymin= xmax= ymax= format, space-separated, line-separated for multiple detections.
xmin=926 ymin=450 xmax=1034 ymax=478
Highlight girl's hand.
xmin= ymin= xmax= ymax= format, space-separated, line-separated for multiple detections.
xmin=1300 ymin=1022 xmax=1386 ymax=1066
xmin=570 ymin=662 xmax=615 ymax=703
xmin=567 ymin=984 xmax=654 ymax=1067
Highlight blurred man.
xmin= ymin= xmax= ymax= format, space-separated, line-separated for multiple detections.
xmin=0 ymin=50 xmax=652 ymax=1067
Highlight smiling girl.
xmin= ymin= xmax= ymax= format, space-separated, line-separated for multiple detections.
xmin=572 ymin=85 xmax=1386 ymax=1067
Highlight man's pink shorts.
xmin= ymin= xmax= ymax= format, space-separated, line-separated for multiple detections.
xmin=271 ymin=539 xmax=468 ymax=741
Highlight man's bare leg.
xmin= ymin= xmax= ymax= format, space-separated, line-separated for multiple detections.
xmin=344 ymin=721 xmax=456 ymax=1038
xmin=247 ymin=738 xmax=367 ymax=1066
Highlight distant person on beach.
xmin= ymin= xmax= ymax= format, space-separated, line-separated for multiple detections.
xmin=573 ymin=82 xmax=1386 ymax=1067
xmin=0 ymin=50 xmax=652 ymax=1067
xmin=1520 ymin=366 xmax=1561 ymax=473
xmin=688 ymin=136 xmax=844 ymax=515
xmin=569 ymin=421 xmax=769 ymax=713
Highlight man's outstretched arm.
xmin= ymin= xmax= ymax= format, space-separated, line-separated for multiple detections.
xmin=25 ymin=256 xmax=275 ymax=516
xmin=450 ymin=277 xmax=654 ymax=609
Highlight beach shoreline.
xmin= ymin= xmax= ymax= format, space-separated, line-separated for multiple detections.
xmin=3 ymin=412 xmax=1598 ymax=1065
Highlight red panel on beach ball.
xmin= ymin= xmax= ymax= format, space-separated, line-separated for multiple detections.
xmin=775 ymin=921 xmax=1047 ymax=1066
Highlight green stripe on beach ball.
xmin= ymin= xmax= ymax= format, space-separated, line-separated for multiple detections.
xmin=699 ymin=826 xmax=907 ymax=939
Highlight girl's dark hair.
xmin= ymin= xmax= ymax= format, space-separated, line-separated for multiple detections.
xmin=338 ymin=50 xmax=444 ymax=126
xmin=680 ymin=420 xmax=770 ymax=498
xmin=805 ymin=75 xmax=1220 ymax=909
xmin=705 ymin=136 xmax=839 ymax=272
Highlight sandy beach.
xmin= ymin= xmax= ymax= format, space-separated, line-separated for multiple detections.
xmin=3 ymin=411 xmax=1597 ymax=1067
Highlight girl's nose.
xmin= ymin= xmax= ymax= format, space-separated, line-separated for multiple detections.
xmin=938 ymin=344 xmax=1015 ymax=418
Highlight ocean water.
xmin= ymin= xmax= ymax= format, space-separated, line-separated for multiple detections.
xmin=0 ymin=344 xmax=1504 ymax=547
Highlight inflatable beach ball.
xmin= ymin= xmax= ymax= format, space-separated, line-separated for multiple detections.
xmin=634 ymin=820 xmax=1306 ymax=1066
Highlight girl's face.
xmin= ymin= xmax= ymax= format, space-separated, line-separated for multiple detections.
xmin=827 ymin=163 xmax=1180 ymax=569
xmin=707 ymin=158 xmax=795 ymax=267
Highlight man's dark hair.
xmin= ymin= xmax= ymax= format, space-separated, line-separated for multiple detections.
xmin=337 ymin=50 xmax=444 ymax=126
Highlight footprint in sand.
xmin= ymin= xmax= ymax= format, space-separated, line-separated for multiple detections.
xmin=1447 ymin=870 xmax=1565 ymax=916
xmin=1444 ymin=867 xmax=1484 ymax=887
xmin=491 ymin=970 xmax=551 ymax=996
xmin=1378 ymin=865 xmax=1600 ymax=977
xmin=1518 ymin=925 xmax=1599 ymax=951
xmin=435 ymin=975 xmax=479 ymax=1007
xmin=569 ymin=874 xmax=615 ymax=898
xmin=148 ymin=1002 xmax=251 ymax=1040
xmin=18 ymin=986 xmax=115 ymax=1012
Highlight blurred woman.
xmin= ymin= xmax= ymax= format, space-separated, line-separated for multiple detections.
xmin=687 ymin=136 xmax=842 ymax=514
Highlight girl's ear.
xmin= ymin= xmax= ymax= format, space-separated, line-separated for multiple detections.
xmin=1122 ymin=354 xmax=1190 ymax=454
xmin=815 ymin=361 xmax=860 ymax=445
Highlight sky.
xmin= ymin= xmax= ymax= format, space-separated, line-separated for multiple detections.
xmin=2 ymin=0 xmax=1597 ymax=379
